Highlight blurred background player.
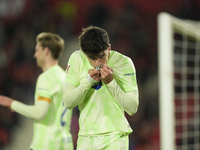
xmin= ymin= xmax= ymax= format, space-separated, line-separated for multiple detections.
xmin=63 ymin=26 xmax=139 ymax=150
xmin=0 ymin=32 xmax=73 ymax=150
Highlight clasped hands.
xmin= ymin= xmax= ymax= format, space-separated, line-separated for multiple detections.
xmin=88 ymin=65 xmax=113 ymax=84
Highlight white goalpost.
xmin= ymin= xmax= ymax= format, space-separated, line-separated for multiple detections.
xmin=158 ymin=12 xmax=200 ymax=150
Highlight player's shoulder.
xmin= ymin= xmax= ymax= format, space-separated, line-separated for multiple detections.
xmin=70 ymin=50 xmax=84 ymax=58
xmin=69 ymin=50 xmax=86 ymax=64
xmin=110 ymin=50 xmax=132 ymax=64
xmin=38 ymin=66 xmax=65 ymax=83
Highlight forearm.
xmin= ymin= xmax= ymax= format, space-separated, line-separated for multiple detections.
xmin=11 ymin=100 xmax=49 ymax=120
xmin=63 ymin=78 xmax=93 ymax=109
xmin=107 ymin=79 xmax=139 ymax=116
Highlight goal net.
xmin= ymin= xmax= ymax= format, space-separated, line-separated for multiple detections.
xmin=158 ymin=12 xmax=200 ymax=150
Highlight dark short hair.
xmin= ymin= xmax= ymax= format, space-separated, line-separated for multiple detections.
xmin=36 ymin=32 xmax=64 ymax=59
xmin=78 ymin=26 xmax=109 ymax=59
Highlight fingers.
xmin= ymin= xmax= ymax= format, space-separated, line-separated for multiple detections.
xmin=100 ymin=65 xmax=113 ymax=84
xmin=89 ymin=69 xmax=99 ymax=77
xmin=103 ymin=65 xmax=112 ymax=71
xmin=0 ymin=96 xmax=13 ymax=107
xmin=88 ymin=69 xmax=101 ymax=81
xmin=100 ymin=65 xmax=113 ymax=77
xmin=0 ymin=96 xmax=6 ymax=104
xmin=88 ymin=65 xmax=113 ymax=84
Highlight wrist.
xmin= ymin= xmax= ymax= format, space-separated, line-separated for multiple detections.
xmin=106 ymin=78 xmax=115 ymax=86
xmin=87 ymin=74 xmax=99 ymax=84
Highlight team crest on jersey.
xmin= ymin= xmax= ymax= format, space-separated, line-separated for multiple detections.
xmin=67 ymin=64 xmax=71 ymax=74
xmin=92 ymin=80 xmax=102 ymax=90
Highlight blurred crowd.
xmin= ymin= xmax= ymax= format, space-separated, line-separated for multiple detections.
xmin=0 ymin=0 xmax=200 ymax=150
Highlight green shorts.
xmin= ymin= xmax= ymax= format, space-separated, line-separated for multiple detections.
xmin=77 ymin=133 xmax=129 ymax=150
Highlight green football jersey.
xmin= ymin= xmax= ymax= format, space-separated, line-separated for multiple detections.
xmin=30 ymin=65 xmax=73 ymax=150
xmin=66 ymin=50 xmax=138 ymax=136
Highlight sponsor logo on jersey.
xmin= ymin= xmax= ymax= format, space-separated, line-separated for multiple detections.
xmin=38 ymin=88 xmax=48 ymax=91
xmin=124 ymin=73 xmax=135 ymax=76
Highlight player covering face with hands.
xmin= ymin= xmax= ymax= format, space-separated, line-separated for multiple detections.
xmin=0 ymin=32 xmax=73 ymax=150
xmin=63 ymin=26 xmax=139 ymax=150
xmin=86 ymin=46 xmax=113 ymax=84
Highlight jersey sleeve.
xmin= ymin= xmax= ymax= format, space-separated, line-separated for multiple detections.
xmin=65 ymin=52 xmax=80 ymax=86
xmin=36 ymin=74 xmax=59 ymax=102
xmin=114 ymin=57 xmax=138 ymax=92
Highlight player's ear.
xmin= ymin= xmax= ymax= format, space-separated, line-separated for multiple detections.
xmin=108 ymin=44 xmax=111 ymax=51
xmin=44 ymin=47 xmax=50 ymax=56
xmin=108 ymin=44 xmax=111 ymax=57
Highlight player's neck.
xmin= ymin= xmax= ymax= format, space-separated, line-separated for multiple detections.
xmin=42 ymin=59 xmax=58 ymax=72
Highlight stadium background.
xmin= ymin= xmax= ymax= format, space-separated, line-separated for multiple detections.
xmin=0 ymin=0 xmax=200 ymax=149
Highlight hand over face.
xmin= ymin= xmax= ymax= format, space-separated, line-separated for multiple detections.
xmin=100 ymin=65 xmax=113 ymax=84
xmin=0 ymin=95 xmax=13 ymax=108
xmin=88 ymin=69 xmax=101 ymax=82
